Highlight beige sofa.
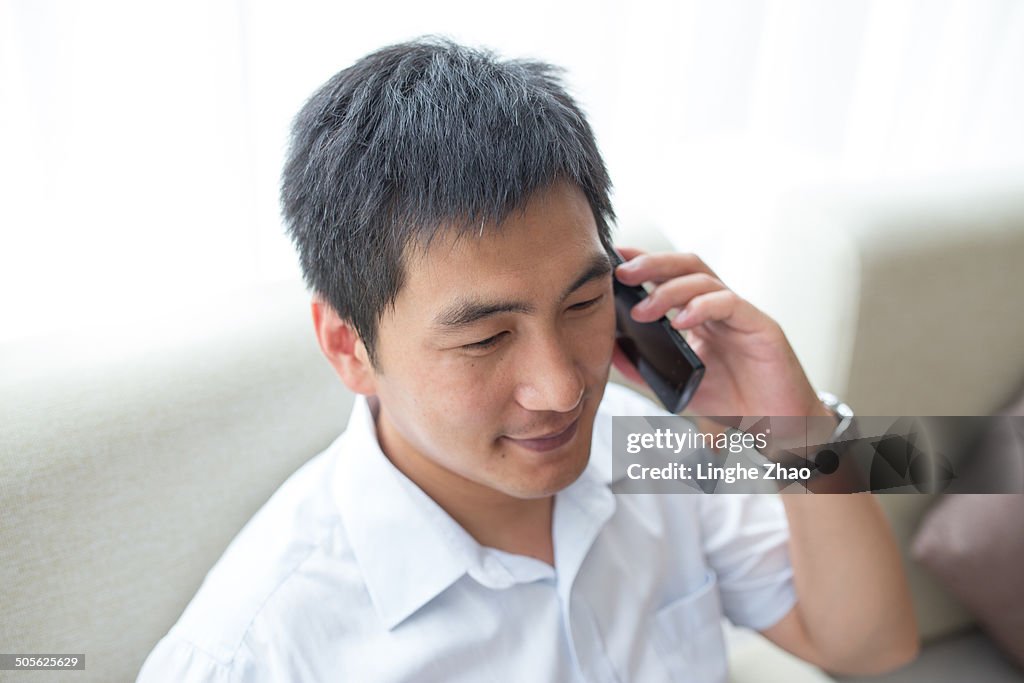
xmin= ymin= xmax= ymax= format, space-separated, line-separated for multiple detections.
xmin=729 ymin=174 xmax=1024 ymax=683
xmin=2 ymin=174 xmax=1024 ymax=682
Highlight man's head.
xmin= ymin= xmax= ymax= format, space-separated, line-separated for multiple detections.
xmin=282 ymin=37 xmax=618 ymax=500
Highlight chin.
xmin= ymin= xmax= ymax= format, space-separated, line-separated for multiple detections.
xmin=501 ymin=438 xmax=592 ymax=499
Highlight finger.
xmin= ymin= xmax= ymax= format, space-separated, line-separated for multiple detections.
xmin=613 ymin=245 xmax=647 ymax=262
xmin=629 ymin=272 xmax=726 ymax=323
xmin=612 ymin=246 xmax=647 ymax=275
xmin=615 ymin=252 xmax=719 ymax=287
xmin=670 ymin=289 xmax=766 ymax=334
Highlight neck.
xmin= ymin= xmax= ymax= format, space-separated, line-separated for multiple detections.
xmin=371 ymin=397 xmax=555 ymax=566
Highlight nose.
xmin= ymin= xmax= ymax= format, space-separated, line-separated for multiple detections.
xmin=514 ymin=332 xmax=585 ymax=414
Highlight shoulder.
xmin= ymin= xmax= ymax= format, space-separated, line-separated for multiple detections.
xmin=136 ymin=634 xmax=250 ymax=682
xmin=140 ymin=436 xmax=367 ymax=677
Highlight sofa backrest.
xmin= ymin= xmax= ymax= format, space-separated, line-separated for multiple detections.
xmin=0 ymin=280 xmax=353 ymax=682
xmin=768 ymin=174 xmax=1024 ymax=643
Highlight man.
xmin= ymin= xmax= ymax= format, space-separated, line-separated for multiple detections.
xmin=138 ymin=37 xmax=918 ymax=682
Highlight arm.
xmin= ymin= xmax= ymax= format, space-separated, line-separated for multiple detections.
xmin=612 ymin=248 xmax=920 ymax=674
xmin=761 ymin=492 xmax=920 ymax=675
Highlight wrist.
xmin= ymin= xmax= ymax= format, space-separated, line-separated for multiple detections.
xmin=810 ymin=400 xmax=837 ymax=420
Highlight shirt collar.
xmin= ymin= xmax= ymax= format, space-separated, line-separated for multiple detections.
xmin=331 ymin=393 xmax=617 ymax=630
xmin=332 ymin=394 xmax=467 ymax=630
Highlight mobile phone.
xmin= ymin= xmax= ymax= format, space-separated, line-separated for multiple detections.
xmin=611 ymin=248 xmax=705 ymax=414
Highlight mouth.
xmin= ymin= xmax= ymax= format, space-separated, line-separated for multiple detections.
xmin=502 ymin=416 xmax=581 ymax=453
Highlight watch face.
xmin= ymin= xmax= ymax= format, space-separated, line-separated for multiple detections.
xmin=817 ymin=392 xmax=853 ymax=419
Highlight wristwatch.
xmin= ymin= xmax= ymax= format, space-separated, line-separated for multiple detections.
xmin=817 ymin=390 xmax=855 ymax=445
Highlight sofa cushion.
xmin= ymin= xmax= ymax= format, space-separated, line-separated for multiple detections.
xmin=910 ymin=388 xmax=1024 ymax=670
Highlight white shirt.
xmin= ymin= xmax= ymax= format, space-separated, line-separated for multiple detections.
xmin=138 ymin=383 xmax=796 ymax=683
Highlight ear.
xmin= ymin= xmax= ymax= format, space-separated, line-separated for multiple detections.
xmin=311 ymin=296 xmax=378 ymax=396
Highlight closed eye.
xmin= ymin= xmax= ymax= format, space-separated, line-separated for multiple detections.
xmin=569 ymin=294 xmax=604 ymax=311
xmin=463 ymin=331 xmax=508 ymax=350
xmin=461 ymin=295 xmax=604 ymax=351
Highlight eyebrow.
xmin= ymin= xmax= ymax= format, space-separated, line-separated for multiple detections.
xmin=432 ymin=251 xmax=614 ymax=330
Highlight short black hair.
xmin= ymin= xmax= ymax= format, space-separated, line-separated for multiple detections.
xmin=281 ymin=35 xmax=616 ymax=369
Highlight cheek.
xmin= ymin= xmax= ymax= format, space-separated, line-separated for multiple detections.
xmin=401 ymin=352 xmax=511 ymax=439
xmin=578 ymin=300 xmax=617 ymax=368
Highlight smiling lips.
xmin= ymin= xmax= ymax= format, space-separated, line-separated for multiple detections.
xmin=503 ymin=416 xmax=581 ymax=452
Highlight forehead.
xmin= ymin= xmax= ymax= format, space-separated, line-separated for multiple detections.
xmin=397 ymin=182 xmax=606 ymax=311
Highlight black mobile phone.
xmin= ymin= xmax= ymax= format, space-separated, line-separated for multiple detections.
xmin=611 ymin=248 xmax=705 ymax=414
